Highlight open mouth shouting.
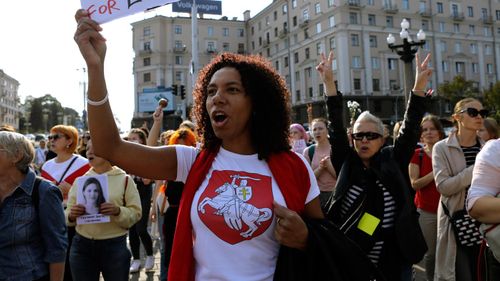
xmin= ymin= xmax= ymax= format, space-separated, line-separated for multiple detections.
xmin=211 ymin=110 xmax=228 ymax=128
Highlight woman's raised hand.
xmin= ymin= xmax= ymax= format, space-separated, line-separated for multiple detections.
xmin=412 ymin=53 xmax=433 ymax=96
xmin=74 ymin=9 xmax=107 ymax=68
xmin=315 ymin=51 xmax=337 ymax=96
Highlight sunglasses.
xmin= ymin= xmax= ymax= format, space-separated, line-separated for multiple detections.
xmin=351 ymin=132 xmax=382 ymax=141
xmin=48 ymin=134 xmax=64 ymax=141
xmin=458 ymin=108 xmax=489 ymax=118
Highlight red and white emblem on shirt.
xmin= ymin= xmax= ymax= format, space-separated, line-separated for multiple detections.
xmin=197 ymin=170 xmax=273 ymax=245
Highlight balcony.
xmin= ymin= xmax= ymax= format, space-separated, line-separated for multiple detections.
xmin=383 ymin=3 xmax=398 ymax=14
xmin=173 ymin=46 xmax=187 ymax=53
xmin=450 ymin=12 xmax=464 ymax=21
xmin=482 ymin=15 xmax=493 ymax=24
xmin=279 ymin=28 xmax=288 ymax=38
xmin=299 ymin=18 xmax=309 ymax=28
xmin=139 ymin=48 xmax=152 ymax=55
xmin=418 ymin=8 xmax=432 ymax=17
xmin=346 ymin=0 xmax=361 ymax=8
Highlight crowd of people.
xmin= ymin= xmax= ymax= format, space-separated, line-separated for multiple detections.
xmin=1 ymin=9 xmax=500 ymax=281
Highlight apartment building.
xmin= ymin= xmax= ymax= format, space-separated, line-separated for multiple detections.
xmin=132 ymin=0 xmax=500 ymax=126
xmin=0 ymin=69 xmax=22 ymax=130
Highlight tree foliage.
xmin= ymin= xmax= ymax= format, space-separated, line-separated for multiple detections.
xmin=25 ymin=94 xmax=80 ymax=133
xmin=437 ymin=76 xmax=479 ymax=106
xmin=483 ymin=81 xmax=500 ymax=122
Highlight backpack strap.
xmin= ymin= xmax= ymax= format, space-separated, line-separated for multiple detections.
xmin=122 ymin=175 xmax=129 ymax=206
xmin=57 ymin=156 xmax=78 ymax=184
xmin=308 ymin=144 xmax=316 ymax=161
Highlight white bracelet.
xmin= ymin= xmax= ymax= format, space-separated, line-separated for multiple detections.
xmin=87 ymin=93 xmax=109 ymax=106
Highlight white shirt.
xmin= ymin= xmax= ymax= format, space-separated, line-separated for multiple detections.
xmin=175 ymin=145 xmax=320 ymax=281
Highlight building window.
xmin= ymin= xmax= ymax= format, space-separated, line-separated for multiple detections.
xmin=332 ymin=59 xmax=337 ymax=70
xmin=390 ymin=80 xmax=399 ymax=90
xmin=468 ymin=6 xmax=474 ymax=17
xmin=143 ymin=72 xmax=151 ymax=82
xmin=275 ymin=61 xmax=280 ymax=71
xmin=484 ymin=27 xmax=491 ymax=37
xmin=437 ymin=2 xmax=443 ymax=13
xmin=455 ymin=62 xmax=465 ymax=73
xmin=439 ymin=22 xmax=445 ymax=32
xmin=303 ymin=9 xmax=309 ymax=20
xmin=330 ymin=37 xmax=336 ymax=49
xmin=351 ymin=34 xmax=360 ymax=46
xmin=422 ymin=20 xmax=429 ymax=31
xmin=470 ymin=43 xmax=477 ymax=54
xmin=174 ymin=25 xmax=182 ymax=34
xmin=238 ymin=28 xmax=244 ymax=37
xmin=373 ymin=79 xmax=380 ymax=91
xmin=350 ymin=12 xmax=358 ymax=24
xmin=369 ymin=35 xmax=377 ymax=48
xmin=487 ymin=64 xmax=493 ymax=74
xmin=388 ymin=58 xmax=398 ymax=70
xmin=305 ymin=48 xmax=310 ymax=59
xmin=294 ymin=52 xmax=299 ymax=63
xmin=368 ymin=14 xmax=376 ymax=26
xmin=266 ymin=16 xmax=270 ymax=26
xmin=497 ymin=10 xmax=500 ymax=21
xmin=486 ymin=45 xmax=492 ymax=55
xmin=175 ymin=56 xmax=183 ymax=65
xmin=386 ymin=16 xmax=393 ymax=28
xmin=293 ymin=16 xmax=297 ymax=26
xmin=223 ymin=43 xmax=230 ymax=51
xmin=308 ymin=87 xmax=313 ymax=98
xmin=469 ymin=25 xmax=475 ymax=35
xmin=354 ymin=79 xmax=361 ymax=90
xmin=296 ymin=90 xmax=301 ymax=101
xmin=274 ymin=27 xmax=279 ymax=37
xmin=143 ymin=41 xmax=151 ymax=51
xmin=316 ymin=42 xmax=323 ymax=55
xmin=402 ymin=0 xmax=409 ymax=10
xmin=207 ymin=26 xmax=214 ymax=36
xmin=352 ymin=56 xmax=361 ymax=68
xmin=440 ymin=41 xmax=447 ymax=52
xmin=207 ymin=41 xmax=216 ymax=52
xmin=143 ymin=26 xmax=151 ymax=36
xmin=274 ymin=11 xmax=278 ymax=21
xmin=292 ymin=0 xmax=297 ymax=8
xmin=472 ymin=63 xmax=479 ymax=73
xmin=315 ymin=3 xmax=321 ymax=14
xmin=367 ymin=0 xmax=374 ymax=5
xmin=175 ymin=71 xmax=182 ymax=81
xmin=453 ymin=23 xmax=460 ymax=33
xmin=284 ymin=56 xmax=289 ymax=67
xmin=329 ymin=16 xmax=335 ymax=27
xmin=328 ymin=0 xmax=335 ymax=7
xmin=442 ymin=61 xmax=449 ymax=72
xmin=371 ymin=57 xmax=380 ymax=69
xmin=282 ymin=4 xmax=288 ymax=14
xmin=305 ymin=67 xmax=312 ymax=78
xmin=454 ymin=42 xmax=462 ymax=53
xmin=175 ymin=40 xmax=183 ymax=49
xmin=304 ymin=28 xmax=309 ymax=39
xmin=222 ymin=28 xmax=229 ymax=37
xmin=316 ymin=23 xmax=321 ymax=34
xmin=143 ymin=57 xmax=150 ymax=66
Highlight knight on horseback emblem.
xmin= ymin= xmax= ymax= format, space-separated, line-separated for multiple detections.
xmin=198 ymin=174 xmax=272 ymax=238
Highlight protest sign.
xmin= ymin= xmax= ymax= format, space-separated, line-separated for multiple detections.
xmin=80 ymin=0 xmax=180 ymax=24
xmin=76 ymin=174 xmax=110 ymax=225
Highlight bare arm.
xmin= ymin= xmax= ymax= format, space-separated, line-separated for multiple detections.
xmin=469 ymin=197 xmax=500 ymax=224
xmin=49 ymin=262 xmax=65 ymax=281
xmin=147 ymin=106 xmax=163 ymax=146
xmin=74 ymin=10 xmax=177 ymax=180
xmin=408 ymin=163 xmax=435 ymax=190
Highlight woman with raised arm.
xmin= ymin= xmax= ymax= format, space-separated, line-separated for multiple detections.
xmin=320 ymin=50 xmax=432 ymax=281
xmin=74 ymin=10 xmax=324 ymax=281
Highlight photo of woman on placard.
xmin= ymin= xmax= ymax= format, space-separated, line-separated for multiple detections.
xmin=81 ymin=176 xmax=106 ymax=215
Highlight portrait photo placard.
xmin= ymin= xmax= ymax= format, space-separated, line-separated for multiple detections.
xmin=76 ymin=174 xmax=110 ymax=225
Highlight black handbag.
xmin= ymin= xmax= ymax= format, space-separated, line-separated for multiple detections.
xmin=442 ymin=202 xmax=483 ymax=247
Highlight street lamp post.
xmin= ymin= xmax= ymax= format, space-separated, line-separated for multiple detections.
xmin=387 ymin=19 xmax=426 ymax=106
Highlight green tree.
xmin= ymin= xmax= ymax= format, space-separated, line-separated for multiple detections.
xmin=483 ymin=81 xmax=500 ymax=122
xmin=438 ymin=76 xmax=480 ymax=106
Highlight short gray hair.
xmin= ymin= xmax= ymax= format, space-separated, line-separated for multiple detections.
xmin=0 ymin=131 xmax=35 ymax=173
xmin=354 ymin=111 xmax=384 ymax=135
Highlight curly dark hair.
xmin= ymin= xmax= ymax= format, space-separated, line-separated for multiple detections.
xmin=191 ymin=53 xmax=291 ymax=160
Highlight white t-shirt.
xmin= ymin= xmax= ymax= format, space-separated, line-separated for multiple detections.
xmin=175 ymin=145 xmax=320 ymax=281
xmin=467 ymin=139 xmax=500 ymax=211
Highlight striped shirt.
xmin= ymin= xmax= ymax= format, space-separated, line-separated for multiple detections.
xmin=461 ymin=143 xmax=481 ymax=167
xmin=340 ymin=180 xmax=396 ymax=264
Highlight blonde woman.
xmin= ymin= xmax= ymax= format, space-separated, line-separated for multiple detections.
xmin=433 ymin=98 xmax=488 ymax=281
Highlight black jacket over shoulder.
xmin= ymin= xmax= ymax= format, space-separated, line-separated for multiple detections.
xmin=323 ymin=93 xmax=429 ymax=266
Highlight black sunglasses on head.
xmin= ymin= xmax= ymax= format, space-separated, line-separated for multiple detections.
xmin=459 ymin=108 xmax=489 ymax=118
xmin=48 ymin=134 xmax=64 ymax=141
xmin=351 ymin=132 xmax=382 ymax=141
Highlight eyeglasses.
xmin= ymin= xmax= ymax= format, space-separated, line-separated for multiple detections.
xmin=351 ymin=132 xmax=382 ymax=141
xmin=48 ymin=134 xmax=64 ymax=141
xmin=459 ymin=108 xmax=489 ymax=118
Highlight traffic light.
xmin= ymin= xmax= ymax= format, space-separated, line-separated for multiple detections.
xmin=172 ymin=84 xmax=178 ymax=96
xmin=180 ymin=85 xmax=186 ymax=100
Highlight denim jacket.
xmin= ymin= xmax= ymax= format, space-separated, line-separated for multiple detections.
xmin=0 ymin=169 xmax=68 ymax=281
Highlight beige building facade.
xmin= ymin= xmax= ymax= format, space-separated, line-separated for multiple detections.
xmin=0 ymin=69 xmax=22 ymax=130
xmin=132 ymin=0 xmax=500 ymax=126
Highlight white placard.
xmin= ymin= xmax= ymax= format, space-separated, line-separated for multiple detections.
xmin=76 ymin=174 xmax=110 ymax=225
xmin=80 ymin=0 xmax=180 ymax=24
